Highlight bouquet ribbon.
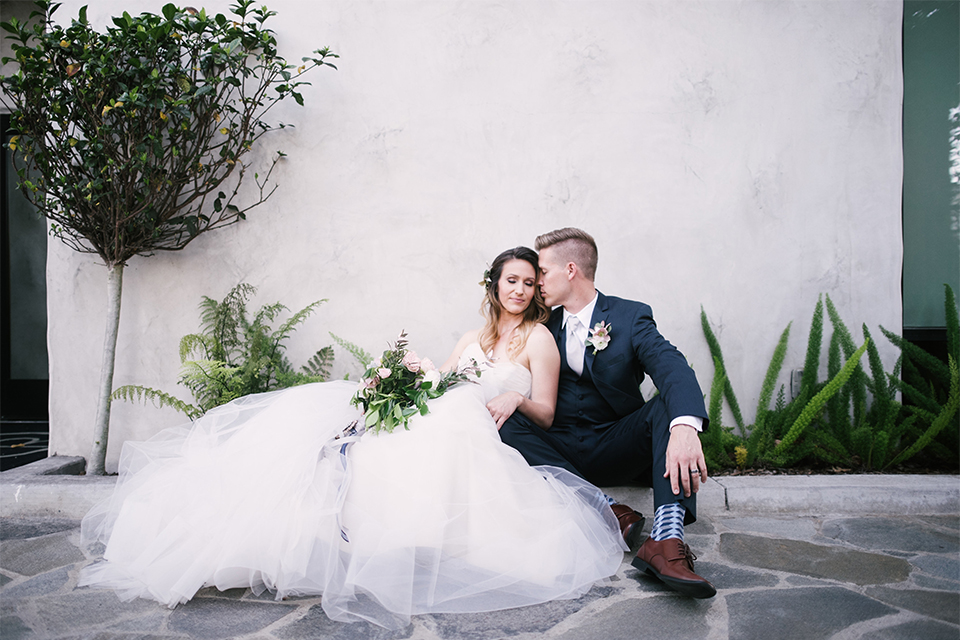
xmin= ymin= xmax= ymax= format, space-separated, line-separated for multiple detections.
xmin=324 ymin=419 xmax=367 ymax=543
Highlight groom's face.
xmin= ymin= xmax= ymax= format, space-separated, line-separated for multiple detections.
xmin=537 ymin=247 xmax=571 ymax=308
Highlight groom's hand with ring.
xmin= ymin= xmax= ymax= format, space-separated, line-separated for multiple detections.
xmin=664 ymin=424 xmax=708 ymax=498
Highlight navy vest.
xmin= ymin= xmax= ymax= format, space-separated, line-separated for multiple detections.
xmin=554 ymin=326 xmax=619 ymax=429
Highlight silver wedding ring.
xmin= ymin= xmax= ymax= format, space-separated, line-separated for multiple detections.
xmin=690 ymin=469 xmax=700 ymax=475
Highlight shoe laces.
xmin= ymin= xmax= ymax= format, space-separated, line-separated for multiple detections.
xmin=674 ymin=540 xmax=697 ymax=571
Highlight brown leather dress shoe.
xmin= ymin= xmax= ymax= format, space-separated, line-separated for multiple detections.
xmin=610 ymin=503 xmax=645 ymax=551
xmin=632 ymin=537 xmax=716 ymax=598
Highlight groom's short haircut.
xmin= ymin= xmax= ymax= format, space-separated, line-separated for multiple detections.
xmin=535 ymin=228 xmax=598 ymax=281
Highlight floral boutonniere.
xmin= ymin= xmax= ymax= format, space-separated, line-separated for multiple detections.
xmin=587 ymin=321 xmax=612 ymax=354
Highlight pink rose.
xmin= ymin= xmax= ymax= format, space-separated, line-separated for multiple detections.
xmin=402 ymin=351 xmax=421 ymax=373
xmin=362 ymin=377 xmax=378 ymax=389
xmin=377 ymin=367 xmax=392 ymax=379
xmin=420 ymin=357 xmax=436 ymax=372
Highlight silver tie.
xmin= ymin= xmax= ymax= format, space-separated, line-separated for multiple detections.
xmin=566 ymin=316 xmax=585 ymax=376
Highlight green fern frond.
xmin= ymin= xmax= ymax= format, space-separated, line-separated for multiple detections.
xmin=302 ymin=345 xmax=335 ymax=380
xmin=799 ymin=296 xmax=824 ymax=398
xmin=756 ymin=322 xmax=791 ymax=431
xmin=888 ymin=372 xmax=944 ymax=415
xmin=179 ymin=333 xmax=213 ymax=363
xmin=826 ymin=330 xmax=854 ymax=446
xmin=330 ymin=332 xmax=373 ymax=367
xmin=271 ymin=300 xmax=325 ymax=346
xmin=755 ymin=385 xmax=787 ymax=459
xmin=111 ymin=384 xmax=202 ymax=419
xmin=827 ymin=329 xmax=842 ymax=379
xmin=825 ymin=295 xmax=857 ymax=357
xmin=213 ymin=283 xmax=256 ymax=360
xmin=888 ymin=412 xmax=918 ymax=447
xmin=886 ymin=356 xmax=959 ymax=467
xmin=825 ymin=295 xmax=868 ymax=429
xmin=862 ymin=325 xmax=891 ymax=404
xmin=253 ymin=302 xmax=288 ymax=329
xmin=700 ymin=306 xmax=745 ymax=432
xmin=881 ymin=326 xmax=950 ymax=388
xmin=871 ymin=430 xmax=891 ymax=468
xmin=708 ymin=356 xmax=726 ymax=430
xmin=121 ymin=283 xmax=338 ymax=419
xmin=700 ymin=356 xmax=727 ymax=461
xmin=198 ymin=294 xmax=222 ymax=332
xmin=806 ymin=430 xmax=850 ymax=465
xmin=774 ymin=338 xmax=869 ymax=457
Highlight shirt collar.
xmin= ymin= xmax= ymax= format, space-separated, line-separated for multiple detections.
xmin=562 ymin=292 xmax=599 ymax=331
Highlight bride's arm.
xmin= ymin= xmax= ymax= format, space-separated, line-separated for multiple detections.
xmin=439 ymin=330 xmax=480 ymax=373
xmin=487 ymin=326 xmax=559 ymax=430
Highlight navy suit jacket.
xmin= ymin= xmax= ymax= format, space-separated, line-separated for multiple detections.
xmin=546 ymin=291 xmax=709 ymax=430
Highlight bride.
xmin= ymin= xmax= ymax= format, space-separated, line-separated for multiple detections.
xmin=79 ymin=246 xmax=627 ymax=629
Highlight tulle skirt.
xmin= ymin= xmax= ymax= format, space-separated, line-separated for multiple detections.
xmin=79 ymin=381 xmax=626 ymax=629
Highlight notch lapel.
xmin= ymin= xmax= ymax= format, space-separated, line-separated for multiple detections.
xmin=584 ymin=291 xmax=610 ymax=376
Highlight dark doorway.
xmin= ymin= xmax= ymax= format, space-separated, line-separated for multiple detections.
xmin=1 ymin=113 xmax=50 ymax=470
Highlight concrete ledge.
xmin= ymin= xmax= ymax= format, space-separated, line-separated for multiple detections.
xmin=713 ymin=474 xmax=960 ymax=516
xmin=1 ymin=455 xmax=86 ymax=480
xmin=0 ymin=475 xmax=117 ymax=519
xmin=2 ymin=457 xmax=957 ymax=520
xmin=0 ymin=456 xmax=116 ymax=519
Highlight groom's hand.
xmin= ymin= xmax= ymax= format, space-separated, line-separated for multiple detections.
xmin=664 ymin=425 xmax=708 ymax=498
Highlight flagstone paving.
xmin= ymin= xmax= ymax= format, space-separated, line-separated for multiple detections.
xmin=1 ymin=512 xmax=957 ymax=639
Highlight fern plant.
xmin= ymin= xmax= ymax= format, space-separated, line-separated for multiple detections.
xmin=700 ymin=285 xmax=960 ymax=472
xmin=114 ymin=283 xmax=362 ymax=418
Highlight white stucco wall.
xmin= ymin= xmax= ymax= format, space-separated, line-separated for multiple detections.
xmin=42 ymin=0 xmax=904 ymax=471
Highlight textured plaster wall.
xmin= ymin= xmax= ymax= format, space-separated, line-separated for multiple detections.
xmin=44 ymin=1 xmax=904 ymax=471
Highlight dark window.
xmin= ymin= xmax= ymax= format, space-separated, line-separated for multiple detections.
xmin=1 ymin=112 xmax=49 ymax=469
xmin=902 ymin=0 xmax=960 ymax=361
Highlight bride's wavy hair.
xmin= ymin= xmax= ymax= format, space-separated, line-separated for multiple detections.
xmin=478 ymin=246 xmax=550 ymax=360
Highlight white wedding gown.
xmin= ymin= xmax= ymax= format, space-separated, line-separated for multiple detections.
xmin=79 ymin=343 xmax=626 ymax=629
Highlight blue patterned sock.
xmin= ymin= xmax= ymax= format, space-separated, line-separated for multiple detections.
xmin=603 ymin=493 xmax=616 ymax=506
xmin=651 ymin=502 xmax=685 ymax=541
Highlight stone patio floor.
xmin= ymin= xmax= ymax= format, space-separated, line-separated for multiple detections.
xmin=1 ymin=511 xmax=958 ymax=639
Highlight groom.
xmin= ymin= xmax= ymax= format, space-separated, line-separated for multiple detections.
xmin=499 ymin=227 xmax=716 ymax=598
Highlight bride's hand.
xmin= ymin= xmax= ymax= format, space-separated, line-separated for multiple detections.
xmin=486 ymin=392 xmax=524 ymax=430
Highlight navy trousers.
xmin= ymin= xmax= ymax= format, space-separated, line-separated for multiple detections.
xmin=499 ymin=395 xmax=698 ymax=525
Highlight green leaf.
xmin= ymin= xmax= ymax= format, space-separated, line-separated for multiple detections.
xmin=700 ymin=306 xmax=745 ymax=432
xmin=773 ymin=338 xmax=870 ymax=459
xmin=886 ymin=356 xmax=959 ymax=467
xmin=755 ymin=321 xmax=791 ymax=433
xmin=799 ymin=296 xmax=824 ymax=398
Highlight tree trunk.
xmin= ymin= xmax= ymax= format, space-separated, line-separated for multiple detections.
xmin=87 ymin=262 xmax=124 ymax=475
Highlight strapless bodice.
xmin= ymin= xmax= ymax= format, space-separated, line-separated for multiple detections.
xmin=458 ymin=342 xmax=533 ymax=402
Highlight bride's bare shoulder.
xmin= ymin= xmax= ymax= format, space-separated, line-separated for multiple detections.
xmin=529 ymin=323 xmax=556 ymax=345
xmin=440 ymin=329 xmax=482 ymax=371
xmin=525 ymin=324 xmax=559 ymax=358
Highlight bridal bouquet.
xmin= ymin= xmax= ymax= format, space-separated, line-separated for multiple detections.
xmin=352 ymin=331 xmax=481 ymax=434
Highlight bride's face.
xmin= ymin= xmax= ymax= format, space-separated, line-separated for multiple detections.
xmin=497 ymin=259 xmax=537 ymax=317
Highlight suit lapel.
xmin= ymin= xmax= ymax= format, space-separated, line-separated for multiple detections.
xmin=584 ymin=291 xmax=609 ymax=376
xmin=547 ymin=308 xmax=563 ymax=343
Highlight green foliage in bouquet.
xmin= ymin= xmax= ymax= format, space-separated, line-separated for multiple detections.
xmin=114 ymin=283 xmax=363 ymax=418
xmin=699 ymin=285 xmax=959 ymax=471
xmin=353 ymin=332 xmax=481 ymax=434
